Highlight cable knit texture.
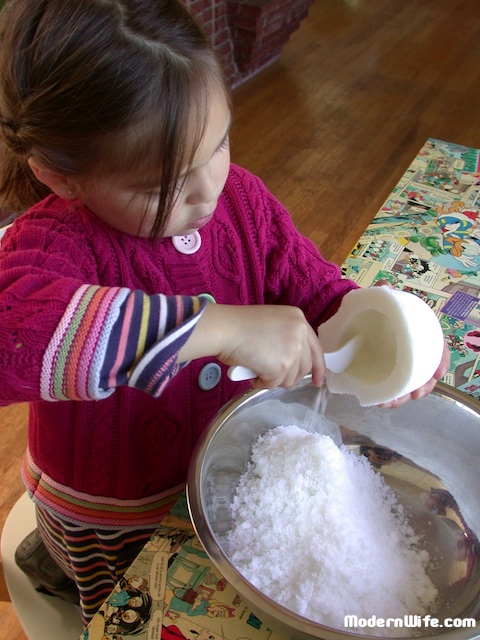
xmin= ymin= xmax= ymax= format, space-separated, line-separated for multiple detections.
xmin=0 ymin=164 xmax=357 ymax=527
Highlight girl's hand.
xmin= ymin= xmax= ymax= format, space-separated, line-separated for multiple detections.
xmin=379 ymin=339 xmax=451 ymax=408
xmin=179 ymin=303 xmax=327 ymax=389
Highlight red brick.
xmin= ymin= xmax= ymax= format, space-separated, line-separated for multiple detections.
xmin=180 ymin=0 xmax=313 ymax=86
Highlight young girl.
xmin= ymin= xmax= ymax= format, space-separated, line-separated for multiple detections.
xmin=0 ymin=0 xmax=448 ymax=625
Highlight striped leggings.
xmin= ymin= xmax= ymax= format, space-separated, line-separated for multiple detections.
xmin=36 ymin=505 xmax=156 ymax=626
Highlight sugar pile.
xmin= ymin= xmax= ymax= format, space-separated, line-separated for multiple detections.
xmin=228 ymin=425 xmax=438 ymax=633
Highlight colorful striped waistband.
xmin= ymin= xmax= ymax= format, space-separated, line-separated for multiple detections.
xmin=22 ymin=449 xmax=184 ymax=530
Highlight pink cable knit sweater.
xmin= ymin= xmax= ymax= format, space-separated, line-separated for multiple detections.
xmin=0 ymin=164 xmax=356 ymax=527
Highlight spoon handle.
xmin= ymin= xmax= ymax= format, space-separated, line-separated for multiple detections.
xmin=227 ymin=365 xmax=258 ymax=381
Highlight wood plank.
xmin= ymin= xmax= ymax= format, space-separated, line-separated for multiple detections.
xmin=230 ymin=0 xmax=480 ymax=266
xmin=0 ymin=403 xmax=28 ymax=638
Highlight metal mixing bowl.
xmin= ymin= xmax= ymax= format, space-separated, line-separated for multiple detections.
xmin=186 ymin=379 xmax=480 ymax=640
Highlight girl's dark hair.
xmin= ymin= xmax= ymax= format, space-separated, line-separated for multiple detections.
xmin=0 ymin=0 xmax=230 ymax=236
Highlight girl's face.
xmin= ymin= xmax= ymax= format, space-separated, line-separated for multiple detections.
xmin=78 ymin=89 xmax=231 ymax=238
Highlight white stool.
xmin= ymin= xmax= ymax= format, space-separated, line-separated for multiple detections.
xmin=1 ymin=492 xmax=84 ymax=640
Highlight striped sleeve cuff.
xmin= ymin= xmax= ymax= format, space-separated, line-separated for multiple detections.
xmin=107 ymin=292 xmax=207 ymax=397
xmin=40 ymin=285 xmax=207 ymax=401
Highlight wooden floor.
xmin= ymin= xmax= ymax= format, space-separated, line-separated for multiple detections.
xmin=2 ymin=0 xmax=480 ymax=635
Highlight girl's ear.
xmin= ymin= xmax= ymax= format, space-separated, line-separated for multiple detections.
xmin=27 ymin=157 xmax=77 ymax=200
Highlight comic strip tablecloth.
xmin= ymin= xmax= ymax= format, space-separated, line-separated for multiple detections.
xmin=81 ymin=494 xmax=286 ymax=640
xmin=341 ymin=138 xmax=480 ymax=401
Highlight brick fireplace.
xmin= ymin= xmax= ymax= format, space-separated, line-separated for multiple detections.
xmin=183 ymin=0 xmax=314 ymax=87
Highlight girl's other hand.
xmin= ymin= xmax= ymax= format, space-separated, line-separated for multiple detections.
xmin=379 ymin=339 xmax=451 ymax=408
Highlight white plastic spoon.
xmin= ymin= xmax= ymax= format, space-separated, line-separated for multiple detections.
xmin=227 ymin=335 xmax=364 ymax=381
